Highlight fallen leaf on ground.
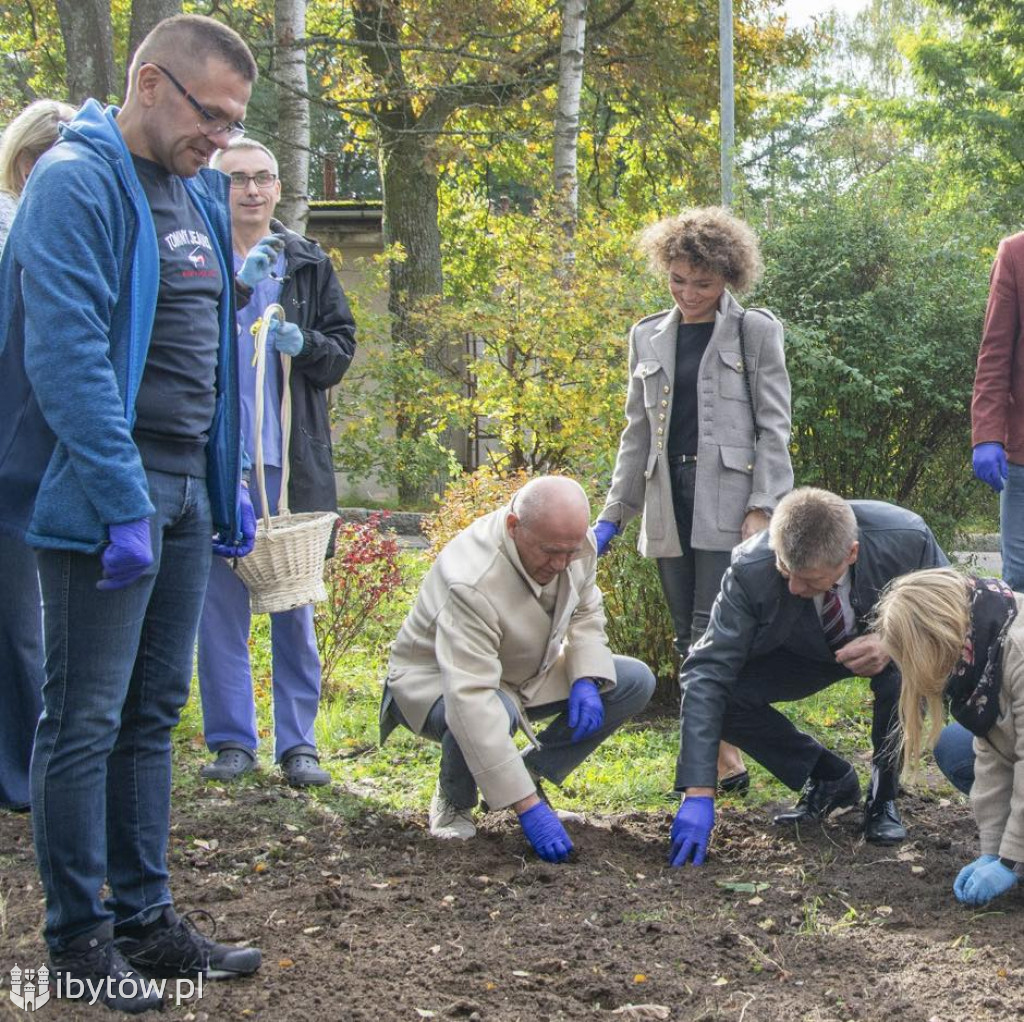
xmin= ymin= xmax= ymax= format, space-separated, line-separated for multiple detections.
xmin=610 ymin=1005 xmax=670 ymax=1019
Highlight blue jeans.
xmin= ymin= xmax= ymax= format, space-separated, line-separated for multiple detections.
xmin=1000 ymin=461 xmax=1024 ymax=591
xmin=933 ymin=722 xmax=975 ymax=795
xmin=0 ymin=531 xmax=44 ymax=810
xmin=197 ymin=466 xmax=321 ymax=761
xmin=390 ymin=655 xmax=656 ymax=809
xmin=31 ymin=470 xmax=212 ymax=951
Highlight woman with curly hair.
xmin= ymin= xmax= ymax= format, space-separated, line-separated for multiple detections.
xmin=874 ymin=567 xmax=1024 ymax=908
xmin=594 ymin=207 xmax=793 ymax=793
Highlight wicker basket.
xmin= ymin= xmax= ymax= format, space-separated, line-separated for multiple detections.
xmin=231 ymin=303 xmax=338 ymax=614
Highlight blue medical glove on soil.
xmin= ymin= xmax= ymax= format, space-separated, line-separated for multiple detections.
xmin=518 ymin=802 xmax=573 ymax=863
xmin=270 ymin=320 xmax=304 ymax=356
xmin=669 ymin=796 xmax=714 ymax=867
xmin=567 ymin=678 xmax=604 ymax=742
xmin=237 ymin=234 xmax=285 ymax=288
xmin=953 ymin=854 xmax=998 ymax=901
xmin=957 ymin=858 xmax=1018 ymax=906
xmin=973 ymin=443 xmax=1008 ymax=493
xmin=213 ymin=483 xmax=258 ymax=558
xmin=97 ymin=518 xmax=153 ymax=591
xmin=593 ymin=520 xmax=618 ymax=556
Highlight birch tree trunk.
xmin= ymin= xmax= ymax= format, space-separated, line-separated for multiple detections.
xmin=553 ymin=0 xmax=588 ymax=234
xmin=128 ymin=0 xmax=183 ymax=68
xmin=54 ymin=0 xmax=116 ymax=105
xmin=275 ymin=0 xmax=311 ymax=234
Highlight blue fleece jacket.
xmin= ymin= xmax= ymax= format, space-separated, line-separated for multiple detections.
xmin=0 ymin=99 xmax=242 ymax=552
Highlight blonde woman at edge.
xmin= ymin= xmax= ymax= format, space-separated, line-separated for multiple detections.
xmin=0 ymin=98 xmax=75 ymax=814
xmin=874 ymin=567 xmax=1024 ymax=907
xmin=594 ymin=208 xmax=794 ymax=795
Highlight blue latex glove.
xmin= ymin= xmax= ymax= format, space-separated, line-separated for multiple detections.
xmin=97 ymin=518 xmax=153 ymax=591
xmin=212 ymin=483 xmax=258 ymax=558
xmin=669 ymin=796 xmax=715 ymax=867
xmin=593 ymin=520 xmax=618 ymax=556
xmin=973 ymin=442 xmax=1008 ymax=493
xmin=269 ymin=320 xmax=304 ymax=356
xmin=567 ymin=678 xmax=605 ymax=742
xmin=957 ymin=857 xmax=1018 ymax=906
xmin=953 ymin=853 xmax=999 ymax=901
xmin=518 ymin=801 xmax=574 ymax=863
xmin=237 ymin=234 xmax=285 ymax=288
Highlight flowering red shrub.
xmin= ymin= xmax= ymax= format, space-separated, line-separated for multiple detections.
xmin=314 ymin=512 xmax=404 ymax=688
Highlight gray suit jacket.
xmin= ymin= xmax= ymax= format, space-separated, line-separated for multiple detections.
xmin=674 ymin=500 xmax=949 ymax=790
xmin=600 ymin=290 xmax=793 ymax=554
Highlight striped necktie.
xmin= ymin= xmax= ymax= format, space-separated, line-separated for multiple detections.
xmin=821 ymin=585 xmax=848 ymax=652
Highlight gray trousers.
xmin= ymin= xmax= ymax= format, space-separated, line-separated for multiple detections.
xmin=387 ymin=655 xmax=655 ymax=809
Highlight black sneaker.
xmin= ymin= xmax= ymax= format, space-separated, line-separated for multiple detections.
xmin=51 ymin=926 xmax=163 ymax=1014
xmin=116 ymin=908 xmax=261 ymax=981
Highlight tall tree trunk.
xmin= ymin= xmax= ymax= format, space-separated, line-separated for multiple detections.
xmin=128 ymin=0 xmax=183 ymax=68
xmin=553 ymin=0 xmax=588 ymax=235
xmin=55 ymin=0 xmax=116 ymax=104
xmin=275 ymin=0 xmax=311 ymax=233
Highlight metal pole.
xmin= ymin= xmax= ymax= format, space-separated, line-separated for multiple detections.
xmin=720 ymin=0 xmax=735 ymax=207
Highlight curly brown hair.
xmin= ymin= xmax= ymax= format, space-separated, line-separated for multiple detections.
xmin=637 ymin=206 xmax=764 ymax=294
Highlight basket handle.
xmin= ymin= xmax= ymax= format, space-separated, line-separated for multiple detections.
xmin=251 ymin=303 xmax=294 ymax=532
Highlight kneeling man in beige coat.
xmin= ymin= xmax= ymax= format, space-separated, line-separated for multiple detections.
xmin=380 ymin=476 xmax=656 ymax=862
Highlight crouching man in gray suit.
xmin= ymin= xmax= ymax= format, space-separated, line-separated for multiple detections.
xmin=669 ymin=487 xmax=948 ymax=867
xmin=380 ymin=476 xmax=655 ymax=863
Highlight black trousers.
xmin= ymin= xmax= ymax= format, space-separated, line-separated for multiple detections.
xmin=718 ymin=649 xmax=901 ymax=801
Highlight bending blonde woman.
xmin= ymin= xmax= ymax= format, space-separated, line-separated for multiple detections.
xmin=874 ymin=567 xmax=1024 ymax=908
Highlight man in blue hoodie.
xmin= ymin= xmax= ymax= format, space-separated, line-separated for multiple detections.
xmin=0 ymin=14 xmax=271 ymax=1013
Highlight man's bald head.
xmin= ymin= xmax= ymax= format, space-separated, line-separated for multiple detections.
xmin=507 ymin=477 xmax=591 ymax=585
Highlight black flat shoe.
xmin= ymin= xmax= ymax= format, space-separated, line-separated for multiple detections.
xmin=717 ymin=770 xmax=750 ymax=796
xmin=773 ymin=767 xmax=860 ymax=825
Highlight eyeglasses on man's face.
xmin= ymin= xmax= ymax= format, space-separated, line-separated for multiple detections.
xmin=148 ymin=63 xmax=245 ymax=142
xmin=228 ymin=171 xmax=278 ymax=189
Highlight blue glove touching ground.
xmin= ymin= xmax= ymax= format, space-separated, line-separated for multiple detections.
xmin=270 ymin=320 xmax=304 ymax=356
xmin=592 ymin=520 xmax=618 ymax=556
xmin=669 ymin=796 xmax=715 ymax=867
xmin=956 ymin=857 xmax=1018 ymax=906
xmin=237 ymin=234 xmax=285 ymax=288
xmin=518 ymin=801 xmax=573 ymax=863
xmin=973 ymin=442 xmax=1008 ymax=493
xmin=953 ymin=854 xmax=998 ymax=901
xmin=97 ymin=518 xmax=153 ymax=591
xmin=567 ymin=678 xmax=604 ymax=742
xmin=213 ymin=484 xmax=258 ymax=558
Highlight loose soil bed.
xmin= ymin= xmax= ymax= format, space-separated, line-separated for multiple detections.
xmin=2 ymin=780 xmax=1021 ymax=1021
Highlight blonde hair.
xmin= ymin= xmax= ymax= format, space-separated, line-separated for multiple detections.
xmin=768 ymin=487 xmax=857 ymax=573
xmin=637 ymin=206 xmax=764 ymax=293
xmin=0 ymin=99 xmax=77 ymax=196
xmin=872 ymin=568 xmax=971 ymax=780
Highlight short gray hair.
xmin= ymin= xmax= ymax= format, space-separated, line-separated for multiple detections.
xmin=769 ymin=487 xmax=858 ymax=573
xmin=210 ymin=137 xmax=278 ymax=174
xmin=513 ymin=476 xmax=589 ymax=528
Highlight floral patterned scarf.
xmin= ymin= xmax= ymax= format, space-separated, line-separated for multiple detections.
xmin=944 ymin=576 xmax=1018 ymax=737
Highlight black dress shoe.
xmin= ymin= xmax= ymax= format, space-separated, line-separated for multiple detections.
xmin=773 ymin=768 xmax=861 ymax=825
xmin=717 ymin=770 xmax=750 ymax=797
xmin=863 ymin=799 xmax=906 ymax=844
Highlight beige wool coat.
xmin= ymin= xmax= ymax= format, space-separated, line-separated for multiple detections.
xmin=382 ymin=504 xmax=617 ymax=810
xmin=974 ymin=596 xmax=1024 ymax=863
xmin=599 ymin=291 xmax=793 ymax=556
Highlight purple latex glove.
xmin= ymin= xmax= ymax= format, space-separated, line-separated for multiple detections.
xmin=269 ymin=320 xmax=304 ymax=356
xmin=973 ymin=442 xmax=1008 ymax=492
xmin=518 ymin=801 xmax=574 ymax=863
xmin=237 ymin=234 xmax=285 ymax=288
xmin=593 ymin=520 xmax=618 ymax=556
xmin=213 ymin=483 xmax=258 ymax=558
xmin=567 ymin=678 xmax=604 ymax=742
xmin=956 ymin=856 xmax=1017 ymax=906
xmin=97 ymin=518 xmax=153 ymax=591
xmin=669 ymin=796 xmax=714 ymax=867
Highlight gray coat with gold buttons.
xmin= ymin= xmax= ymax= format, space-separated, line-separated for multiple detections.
xmin=599 ymin=290 xmax=793 ymax=555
